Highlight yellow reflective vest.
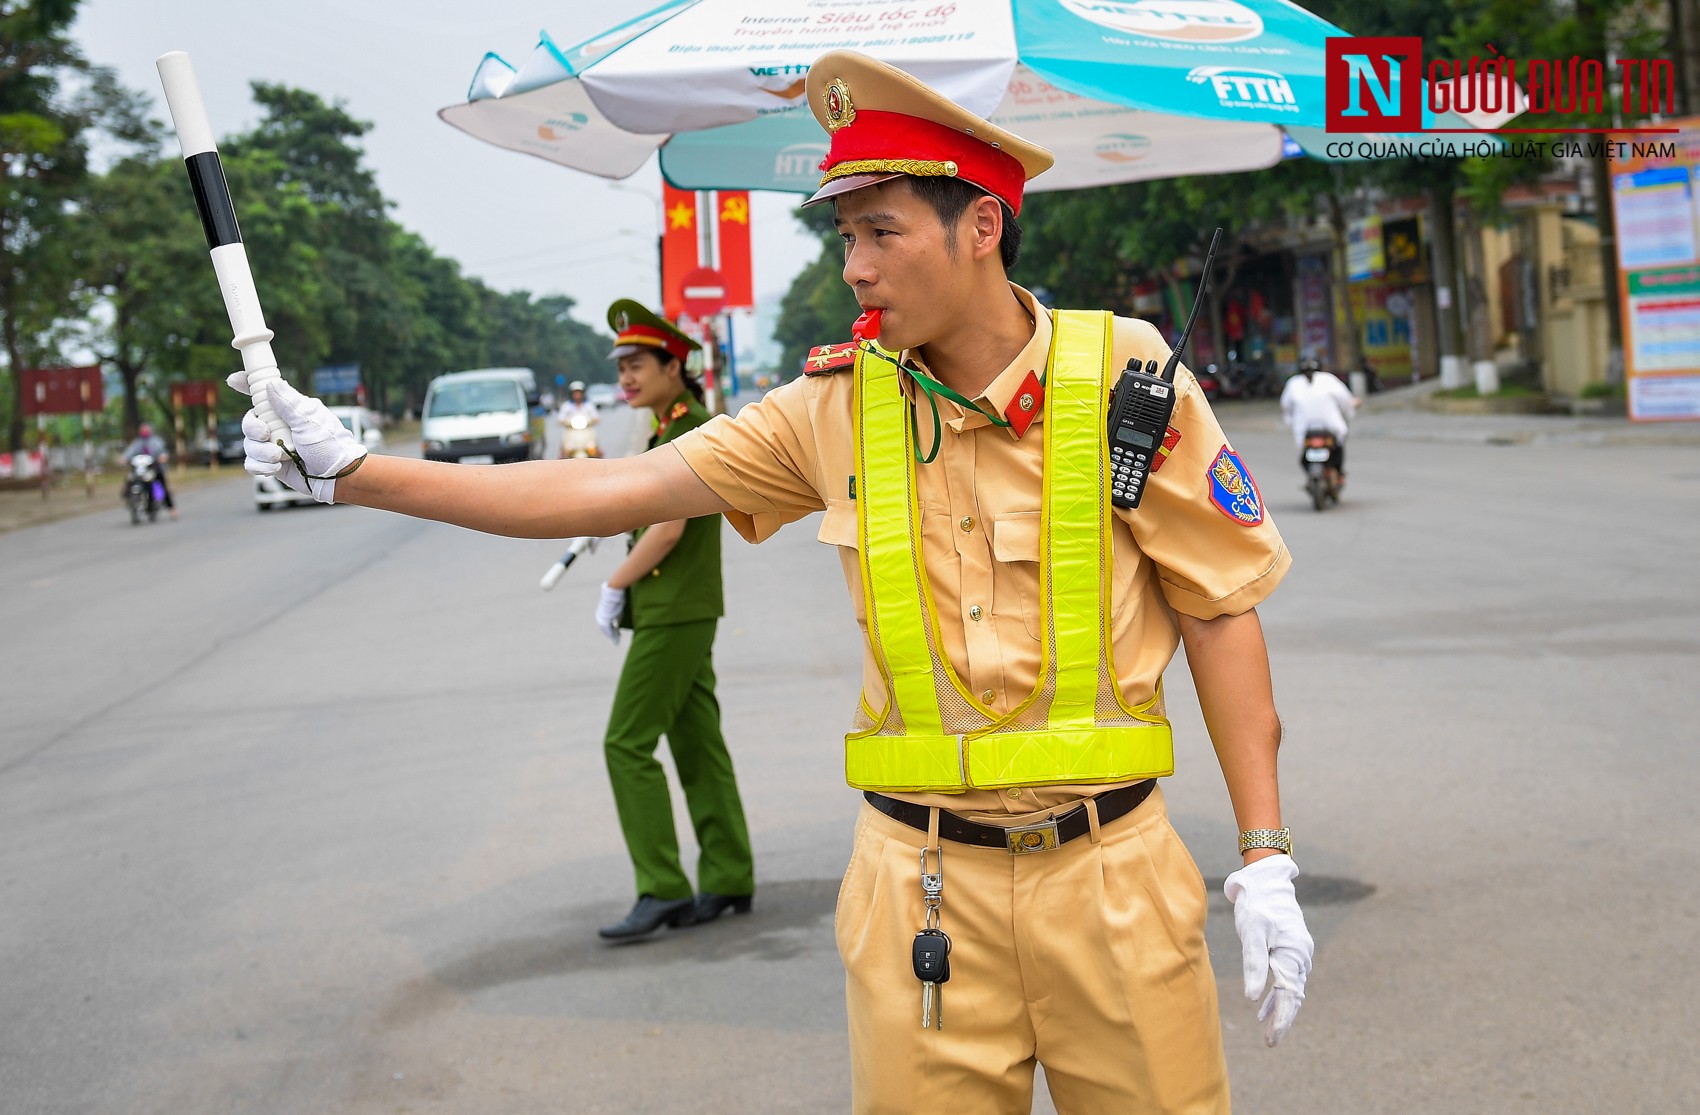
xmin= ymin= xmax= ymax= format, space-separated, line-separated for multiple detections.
xmin=846 ymin=310 xmax=1174 ymax=793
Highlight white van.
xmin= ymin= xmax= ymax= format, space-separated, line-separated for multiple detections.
xmin=421 ymin=368 xmax=542 ymax=464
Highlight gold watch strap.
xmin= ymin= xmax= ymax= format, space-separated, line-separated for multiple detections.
xmin=1239 ymin=827 xmax=1292 ymax=855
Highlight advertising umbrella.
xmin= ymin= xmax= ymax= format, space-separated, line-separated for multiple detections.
xmin=438 ymin=0 xmax=1515 ymax=194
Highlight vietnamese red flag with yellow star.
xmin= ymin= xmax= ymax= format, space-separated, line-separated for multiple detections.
xmin=716 ymin=190 xmax=753 ymax=312
xmin=661 ymin=183 xmax=698 ymax=320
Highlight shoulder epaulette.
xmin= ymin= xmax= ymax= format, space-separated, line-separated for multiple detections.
xmin=802 ymin=341 xmax=860 ymax=376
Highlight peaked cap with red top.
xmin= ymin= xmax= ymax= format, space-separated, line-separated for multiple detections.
xmin=606 ymin=298 xmax=700 ymax=364
xmin=801 ymin=51 xmax=1054 ymax=215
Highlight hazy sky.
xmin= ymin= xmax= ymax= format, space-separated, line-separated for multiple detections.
xmin=74 ymin=0 xmax=824 ymax=335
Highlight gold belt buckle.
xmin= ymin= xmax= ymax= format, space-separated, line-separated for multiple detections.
xmin=1005 ymin=819 xmax=1059 ymax=855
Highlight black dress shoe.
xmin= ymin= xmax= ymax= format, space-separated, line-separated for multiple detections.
xmin=694 ymin=892 xmax=754 ymax=923
xmin=598 ymin=895 xmax=697 ymax=940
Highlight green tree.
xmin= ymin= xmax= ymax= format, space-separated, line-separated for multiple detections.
xmin=226 ymin=85 xmax=395 ymax=396
xmin=481 ymin=288 xmax=613 ymax=395
xmin=1019 ymin=165 xmax=1327 ymax=368
xmin=773 ymin=201 xmax=872 ymax=378
xmin=0 ymin=0 xmax=147 ymax=448
xmin=1448 ymin=0 xmax=1670 ymax=376
xmin=67 ymin=154 xmax=201 ymax=436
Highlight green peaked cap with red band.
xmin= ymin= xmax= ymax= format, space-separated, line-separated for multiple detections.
xmin=607 ymin=298 xmax=700 ymax=363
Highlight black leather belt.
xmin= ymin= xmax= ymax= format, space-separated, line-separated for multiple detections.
xmin=863 ymin=779 xmax=1156 ymax=855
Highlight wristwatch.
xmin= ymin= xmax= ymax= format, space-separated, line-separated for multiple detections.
xmin=1239 ymin=827 xmax=1292 ymax=855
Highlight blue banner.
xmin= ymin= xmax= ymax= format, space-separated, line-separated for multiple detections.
xmin=313 ymin=364 xmax=361 ymax=395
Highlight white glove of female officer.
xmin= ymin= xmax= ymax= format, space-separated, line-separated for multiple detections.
xmin=237 ymin=378 xmax=366 ymax=504
xmin=1222 ymin=853 xmax=1314 ymax=1047
xmin=594 ymin=584 xmax=625 ymax=646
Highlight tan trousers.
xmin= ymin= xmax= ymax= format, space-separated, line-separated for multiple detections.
xmin=835 ymin=787 xmax=1230 ymax=1114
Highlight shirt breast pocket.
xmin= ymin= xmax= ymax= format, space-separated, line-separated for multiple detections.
xmin=991 ymin=510 xmax=1043 ymax=641
xmin=816 ymin=499 xmax=866 ymax=625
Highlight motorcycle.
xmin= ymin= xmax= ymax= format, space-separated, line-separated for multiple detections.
xmin=1238 ymin=355 xmax=1279 ymax=399
xmin=559 ymin=413 xmax=600 ymax=459
xmin=125 ymin=454 xmax=164 ymax=525
xmin=1302 ymin=429 xmax=1341 ymax=512
xmin=1197 ymin=362 xmax=1242 ymax=401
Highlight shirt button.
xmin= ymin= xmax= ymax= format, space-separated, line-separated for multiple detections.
xmin=981 ymin=689 xmax=995 ymax=704
xmin=1007 ymin=787 xmax=1022 ymax=798
xmin=959 ymin=516 xmax=975 ymax=533
xmin=968 ymin=605 xmax=983 ymax=621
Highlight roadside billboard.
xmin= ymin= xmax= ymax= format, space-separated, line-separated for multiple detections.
xmin=1610 ymin=118 xmax=1700 ymax=421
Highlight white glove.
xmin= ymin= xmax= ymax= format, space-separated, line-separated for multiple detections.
xmin=594 ymin=583 xmax=625 ymax=646
xmin=1223 ymin=853 xmax=1314 ymax=1047
xmin=241 ymin=378 xmax=366 ymax=504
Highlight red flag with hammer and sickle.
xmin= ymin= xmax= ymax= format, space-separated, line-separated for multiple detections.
xmin=716 ymin=191 xmax=754 ymax=311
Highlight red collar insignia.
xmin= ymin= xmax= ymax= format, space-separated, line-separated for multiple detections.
xmin=657 ymin=400 xmax=692 ymax=437
xmin=1002 ymin=370 xmax=1044 ymax=438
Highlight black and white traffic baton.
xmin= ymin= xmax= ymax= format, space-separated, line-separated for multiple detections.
xmin=155 ymin=51 xmax=296 ymax=457
xmin=539 ymin=536 xmax=600 ymax=590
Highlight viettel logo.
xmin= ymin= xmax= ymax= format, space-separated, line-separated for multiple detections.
xmin=774 ymin=142 xmax=830 ymax=183
xmin=536 ymin=114 xmax=590 ymax=141
xmin=1187 ymin=66 xmax=1299 ymax=111
xmin=751 ymin=64 xmax=809 ymax=100
xmin=1059 ymin=0 xmax=1264 ymax=44
xmin=1095 ymin=133 xmax=1153 ymax=162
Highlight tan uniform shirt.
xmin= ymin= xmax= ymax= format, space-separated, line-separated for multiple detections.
xmin=673 ymin=286 xmax=1290 ymax=823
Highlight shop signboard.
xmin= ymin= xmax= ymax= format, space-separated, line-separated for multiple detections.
xmin=1610 ymin=118 xmax=1700 ymax=421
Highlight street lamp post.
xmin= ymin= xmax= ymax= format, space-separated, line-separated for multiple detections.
xmin=605 ymin=180 xmax=664 ymax=309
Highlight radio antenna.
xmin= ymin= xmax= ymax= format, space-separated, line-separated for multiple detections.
xmin=1161 ymin=227 xmax=1223 ymax=384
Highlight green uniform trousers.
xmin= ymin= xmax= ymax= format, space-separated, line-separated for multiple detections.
xmin=604 ymin=618 xmax=754 ymax=901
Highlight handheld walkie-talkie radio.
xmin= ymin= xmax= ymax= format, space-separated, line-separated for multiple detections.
xmin=1106 ymin=227 xmax=1223 ymax=509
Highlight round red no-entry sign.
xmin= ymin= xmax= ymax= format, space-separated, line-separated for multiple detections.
xmin=678 ymin=266 xmax=727 ymax=318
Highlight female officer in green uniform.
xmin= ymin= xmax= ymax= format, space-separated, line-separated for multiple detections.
xmin=591 ymin=299 xmax=756 ymax=941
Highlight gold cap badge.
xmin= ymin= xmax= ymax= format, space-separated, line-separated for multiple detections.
xmin=615 ymin=311 xmax=630 ymax=331
xmin=822 ymin=77 xmax=856 ymax=132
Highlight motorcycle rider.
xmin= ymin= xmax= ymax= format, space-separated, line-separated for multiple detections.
xmin=1280 ymin=356 xmax=1357 ymax=486
xmin=120 ymin=422 xmax=177 ymax=520
xmin=557 ymin=381 xmax=600 ymax=459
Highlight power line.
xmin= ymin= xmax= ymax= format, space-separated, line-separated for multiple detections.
xmin=464 ymin=228 xmax=645 ymax=271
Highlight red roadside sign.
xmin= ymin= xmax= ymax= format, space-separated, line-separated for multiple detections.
xmin=679 ymin=266 xmax=727 ymax=318
xmin=170 ymin=380 xmax=222 ymax=411
xmin=20 ymin=366 xmax=103 ymax=415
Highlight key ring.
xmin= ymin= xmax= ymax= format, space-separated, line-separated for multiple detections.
xmin=919 ymin=845 xmax=943 ymax=930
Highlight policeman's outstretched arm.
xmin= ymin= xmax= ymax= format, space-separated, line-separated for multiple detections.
xmin=241 ymin=379 xmax=730 ymax=537
xmin=1177 ymin=608 xmax=1315 ymax=1048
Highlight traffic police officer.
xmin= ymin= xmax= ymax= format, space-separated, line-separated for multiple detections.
xmin=241 ymin=51 xmax=1313 ymax=1114
xmin=590 ymin=300 xmax=756 ymax=940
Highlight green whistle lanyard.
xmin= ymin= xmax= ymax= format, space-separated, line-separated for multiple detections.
xmin=905 ymin=365 xmax=1036 ymax=465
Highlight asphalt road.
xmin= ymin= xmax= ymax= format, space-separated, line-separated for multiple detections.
xmin=2 ymin=398 xmax=1697 ymax=1114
